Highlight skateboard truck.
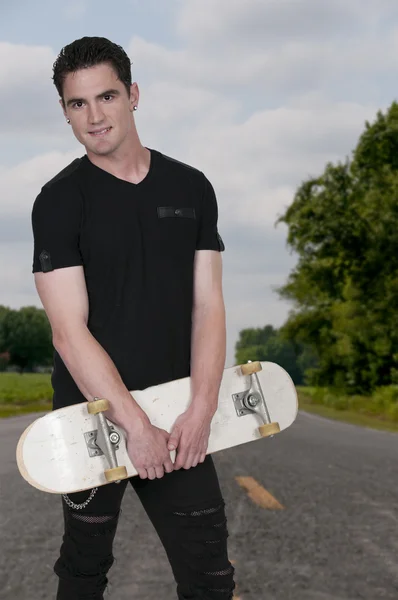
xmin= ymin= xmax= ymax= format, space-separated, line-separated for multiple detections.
xmin=85 ymin=397 xmax=128 ymax=484
xmin=84 ymin=425 xmax=120 ymax=457
xmin=233 ymin=361 xmax=281 ymax=437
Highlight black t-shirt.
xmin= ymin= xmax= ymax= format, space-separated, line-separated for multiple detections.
xmin=31 ymin=148 xmax=225 ymax=409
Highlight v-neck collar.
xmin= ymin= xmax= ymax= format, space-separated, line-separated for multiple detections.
xmin=82 ymin=147 xmax=157 ymax=188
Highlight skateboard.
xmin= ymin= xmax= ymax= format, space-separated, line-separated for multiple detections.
xmin=16 ymin=361 xmax=298 ymax=494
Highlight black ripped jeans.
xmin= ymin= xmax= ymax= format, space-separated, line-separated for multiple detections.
xmin=55 ymin=455 xmax=235 ymax=599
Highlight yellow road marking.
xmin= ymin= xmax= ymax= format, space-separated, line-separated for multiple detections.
xmin=235 ymin=476 xmax=284 ymax=510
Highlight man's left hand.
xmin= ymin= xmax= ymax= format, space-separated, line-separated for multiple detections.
xmin=167 ymin=404 xmax=215 ymax=470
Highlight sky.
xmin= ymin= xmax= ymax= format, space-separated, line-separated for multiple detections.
xmin=1 ymin=0 xmax=398 ymax=368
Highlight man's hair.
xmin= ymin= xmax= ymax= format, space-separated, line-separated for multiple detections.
xmin=52 ymin=36 xmax=132 ymax=105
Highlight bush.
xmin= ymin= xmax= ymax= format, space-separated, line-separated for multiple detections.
xmin=298 ymin=384 xmax=398 ymax=422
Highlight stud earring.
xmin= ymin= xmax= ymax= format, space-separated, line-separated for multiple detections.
xmin=66 ymin=118 xmax=70 ymax=124
xmin=133 ymin=106 xmax=138 ymax=111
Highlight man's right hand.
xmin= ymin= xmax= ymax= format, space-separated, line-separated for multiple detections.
xmin=126 ymin=420 xmax=175 ymax=480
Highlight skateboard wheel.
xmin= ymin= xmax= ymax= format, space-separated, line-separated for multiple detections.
xmin=240 ymin=361 xmax=262 ymax=375
xmin=104 ymin=466 xmax=128 ymax=482
xmin=87 ymin=398 xmax=110 ymax=414
xmin=258 ymin=422 xmax=280 ymax=437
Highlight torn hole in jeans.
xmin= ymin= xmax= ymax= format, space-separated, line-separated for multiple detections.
xmin=70 ymin=514 xmax=115 ymax=524
xmin=173 ymin=504 xmax=224 ymax=518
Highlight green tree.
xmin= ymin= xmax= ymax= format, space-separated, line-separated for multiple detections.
xmin=235 ymin=325 xmax=312 ymax=384
xmin=0 ymin=305 xmax=11 ymax=353
xmin=276 ymin=102 xmax=398 ymax=393
xmin=2 ymin=306 xmax=53 ymax=372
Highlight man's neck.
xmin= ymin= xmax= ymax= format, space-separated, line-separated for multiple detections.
xmin=86 ymin=139 xmax=151 ymax=185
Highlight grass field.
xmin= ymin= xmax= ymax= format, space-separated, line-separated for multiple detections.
xmin=0 ymin=372 xmax=52 ymax=417
xmin=298 ymin=397 xmax=398 ymax=433
xmin=1 ymin=372 xmax=397 ymax=433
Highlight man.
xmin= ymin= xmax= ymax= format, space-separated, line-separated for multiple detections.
xmin=31 ymin=36 xmax=235 ymax=599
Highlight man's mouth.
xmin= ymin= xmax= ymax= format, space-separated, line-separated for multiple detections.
xmin=89 ymin=127 xmax=112 ymax=137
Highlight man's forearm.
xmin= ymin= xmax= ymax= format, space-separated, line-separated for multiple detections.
xmin=54 ymin=326 xmax=149 ymax=432
xmin=189 ymin=298 xmax=226 ymax=413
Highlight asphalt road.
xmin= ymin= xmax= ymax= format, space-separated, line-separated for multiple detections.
xmin=1 ymin=411 xmax=397 ymax=600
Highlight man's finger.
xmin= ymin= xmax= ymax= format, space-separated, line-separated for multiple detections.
xmin=174 ymin=450 xmax=186 ymax=470
xmin=184 ymin=453 xmax=197 ymax=470
xmin=138 ymin=468 xmax=147 ymax=479
xmin=163 ymin=459 xmax=174 ymax=473
xmin=147 ymin=467 xmax=156 ymax=480
xmin=155 ymin=465 xmax=165 ymax=479
xmin=168 ymin=431 xmax=180 ymax=451
xmin=168 ymin=442 xmax=178 ymax=451
xmin=199 ymin=453 xmax=206 ymax=463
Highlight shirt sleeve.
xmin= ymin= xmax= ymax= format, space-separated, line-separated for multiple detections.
xmin=31 ymin=182 xmax=83 ymax=273
xmin=196 ymin=174 xmax=225 ymax=252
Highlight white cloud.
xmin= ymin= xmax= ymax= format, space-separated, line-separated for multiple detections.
xmin=0 ymin=242 xmax=38 ymax=310
xmin=0 ymin=42 xmax=53 ymax=87
xmin=0 ymin=42 xmax=66 ymax=140
xmin=130 ymin=6 xmax=398 ymax=97
xmin=130 ymin=35 xmax=268 ymax=87
xmin=0 ymin=149 xmax=81 ymax=218
xmin=176 ymin=0 xmax=362 ymax=44
xmin=62 ymin=2 xmax=88 ymax=20
xmin=176 ymin=0 xmax=398 ymax=46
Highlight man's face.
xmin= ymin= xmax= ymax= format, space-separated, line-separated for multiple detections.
xmin=61 ymin=62 xmax=137 ymax=156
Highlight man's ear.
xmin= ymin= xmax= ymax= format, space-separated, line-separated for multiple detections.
xmin=129 ymin=82 xmax=139 ymax=111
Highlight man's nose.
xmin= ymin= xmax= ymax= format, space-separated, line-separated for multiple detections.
xmin=88 ymin=104 xmax=105 ymax=124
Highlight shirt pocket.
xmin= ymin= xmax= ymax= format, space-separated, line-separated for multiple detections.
xmin=157 ymin=206 xmax=196 ymax=219
xmin=156 ymin=206 xmax=197 ymax=256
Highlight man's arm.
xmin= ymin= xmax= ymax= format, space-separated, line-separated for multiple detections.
xmin=34 ymin=265 xmax=149 ymax=428
xmin=190 ymin=249 xmax=226 ymax=413
xmin=167 ymin=249 xmax=226 ymax=470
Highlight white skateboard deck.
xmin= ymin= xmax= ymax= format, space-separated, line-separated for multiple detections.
xmin=16 ymin=361 xmax=298 ymax=494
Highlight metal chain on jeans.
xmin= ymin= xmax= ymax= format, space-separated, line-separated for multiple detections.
xmin=62 ymin=487 xmax=98 ymax=509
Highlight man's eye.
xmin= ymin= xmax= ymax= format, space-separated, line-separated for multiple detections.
xmin=104 ymin=95 xmax=113 ymax=101
xmin=73 ymin=102 xmax=83 ymax=108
